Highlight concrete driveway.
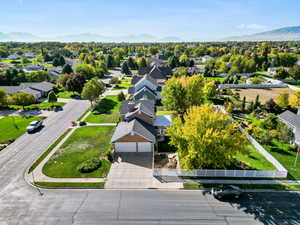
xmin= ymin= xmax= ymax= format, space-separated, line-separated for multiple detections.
xmin=105 ymin=153 xmax=182 ymax=189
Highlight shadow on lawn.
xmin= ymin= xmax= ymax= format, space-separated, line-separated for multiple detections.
xmin=217 ymin=191 xmax=300 ymax=225
xmin=93 ymin=99 xmax=117 ymax=114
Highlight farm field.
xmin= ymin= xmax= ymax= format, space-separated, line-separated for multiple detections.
xmin=235 ymin=88 xmax=294 ymax=103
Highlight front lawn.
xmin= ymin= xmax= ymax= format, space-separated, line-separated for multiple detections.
xmin=235 ymin=145 xmax=276 ymax=170
xmin=263 ymin=139 xmax=300 ymax=180
xmin=205 ymin=77 xmax=226 ymax=82
xmin=57 ymin=91 xmax=80 ymax=99
xmin=85 ymin=95 xmax=121 ymax=123
xmin=35 ymin=182 xmax=105 ymax=188
xmin=43 ymin=126 xmax=115 ymax=178
xmin=0 ymin=116 xmax=43 ymax=144
xmin=8 ymin=102 xmax=65 ymax=110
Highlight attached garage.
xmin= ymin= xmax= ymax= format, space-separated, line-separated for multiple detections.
xmin=111 ymin=119 xmax=156 ymax=153
xmin=115 ymin=142 xmax=136 ymax=152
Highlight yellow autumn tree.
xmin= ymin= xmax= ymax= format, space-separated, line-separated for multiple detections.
xmin=168 ymin=104 xmax=247 ymax=169
xmin=275 ymin=93 xmax=290 ymax=109
xmin=289 ymin=91 xmax=300 ymax=108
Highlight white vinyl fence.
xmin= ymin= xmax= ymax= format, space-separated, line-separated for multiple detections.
xmin=153 ymin=168 xmax=287 ymax=178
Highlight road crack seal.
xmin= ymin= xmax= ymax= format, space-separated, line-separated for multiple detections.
xmin=70 ymin=191 xmax=89 ymax=225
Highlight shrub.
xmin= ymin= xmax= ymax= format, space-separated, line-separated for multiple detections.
xmin=79 ymin=121 xmax=86 ymax=126
xmin=117 ymin=92 xmax=126 ymax=101
xmin=77 ymin=157 xmax=102 ymax=173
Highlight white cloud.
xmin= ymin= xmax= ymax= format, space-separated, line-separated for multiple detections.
xmin=237 ymin=24 xmax=267 ymax=29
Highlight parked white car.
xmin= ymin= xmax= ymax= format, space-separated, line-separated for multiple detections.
xmin=27 ymin=120 xmax=43 ymax=133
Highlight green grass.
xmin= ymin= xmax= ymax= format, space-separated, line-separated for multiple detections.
xmin=43 ymin=126 xmax=115 ymax=178
xmin=235 ymin=145 xmax=276 ymax=170
xmin=0 ymin=116 xmax=42 ymax=144
xmin=156 ymin=110 xmax=174 ymax=116
xmin=263 ymin=139 xmax=300 ymax=180
xmin=255 ymin=71 xmax=273 ymax=78
xmin=85 ymin=95 xmax=121 ymax=123
xmin=112 ymin=83 xmax=131 ymax=90
xmin=205 ymin=77 xmax=226 ymax=82
xmin=28 ymin=129 xmax=71 ymax=173
xmin=291 ymin=84 xmax=300 ymax=88
xmin=35 ymin=182 xmax=104 ymax=188
xmin=57 ymin=91 xmax=80 ymax=99
xmin=183 ymin=183 xmax=300 ymax=190
xmin=9 ymin=102 xmax=65 ymax=110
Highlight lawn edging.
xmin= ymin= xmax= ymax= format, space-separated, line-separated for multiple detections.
xmin=34 ymin=182 xmax=105 ymax=189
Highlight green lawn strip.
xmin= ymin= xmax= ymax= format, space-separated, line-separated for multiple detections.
xmin=84 ymin=95 xmax=121 ymax=123
xmin=57 ymin=91 xmax=80 ymax=99
xmin=28 ymin=128 xmax=72 ymax=173
xmin=235 ymin=145 xmax=276 ymax=170
xmin=0 ymin=116 xmax=42 ymax=144
xmin=35 ymin=182 xmax=104 ymax=188
xmin=42 ymin=126 xmax=115 ymax=178
xmin=255 ymin=71 xmax=273 ymax=78
xmin=205 ymin=77 xmax=226 ymax=82
xmin=9 ymin=102 xmax=65 ymax=110
xmin=263 ymin=139 xmax=300 ymax=180
xmin=183 ymin=183 xmax=300 ymax=190
xmin=156 ymin=110 xmax=175 ymax=116
xmin=112 ymin=82 xmax=131 ymax=90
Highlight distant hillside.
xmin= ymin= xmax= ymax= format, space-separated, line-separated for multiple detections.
xmin=0 ymin=32 xmax=181 ymax=43
xmin=224 ymin=26 xmax=300 ymax=41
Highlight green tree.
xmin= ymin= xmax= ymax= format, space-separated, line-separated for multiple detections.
xmin=48 ymin=90 xmax=57 ymax=106
xmin=121 ymin=62 xmax=131 ymax=75
xmin=75 ymin=64 xmax=96 ymax=79
xmin=0 ymin=88 xmax=7 ymax=106
xmin=10 ymin=92 xmax=36 ymax=110
xmin=289 ymin=65 xmax=300 ymax=80
xmin=66 ymin=73 xmax=86 ymax=93
xmin=26 ymin=71 xmax=51 ymax=82
xmin=242 ymin=96 xmax=246 ymax=112
xmin=118 ymin=91 xmax=126 ymax=101
xmin=106 ymin=55 xmax=114 ymax=68
xmin=56 ymin=74 xmax=69 ymax=88
xmin=274 ymin=67 xmax=289 ymax=80
xmin=81 ymin=78 xmax=104 ymax=106
xmin=168 ymin=104 xmax=247 ymax=169
xmin=62 ymin=64 xmax=73 ymax=74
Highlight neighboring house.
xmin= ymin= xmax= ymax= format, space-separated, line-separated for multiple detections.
xmin=139 ymin=64 xmax=172 ymax=81
xmin=48 ymin=67 xmax=63 ymax=79
xmin=128 ymin=74 xmax=158 ymax=95
xmin=188 ymin=67 xmax=205 ymax=75
xmin=6 ymin=54 xmax=20 ymax=60
xmin=24 ymin=52 xmax=36 ymax=59
xmin=267 ymin=67 xmax=289 ymax=75
xmin=23 ymin=65 xmax=44 ymax=73
xmin=201 ymin=55 xmax=213 ymax=63
xmin=278 ymin=110 xmax=300 ymax=145
xmin=0 ymin=81 xmax=55 ymax=99
xmin=132 ymin=86 xmax=157 ymax=102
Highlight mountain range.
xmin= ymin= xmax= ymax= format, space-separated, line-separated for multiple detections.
xmin=223 ymin=26 xmax=300 ymax=41
xmin=1 ymin=26 xmax=300 ymax=42
xmin=0 ymin=32 xmax=181 ymax=43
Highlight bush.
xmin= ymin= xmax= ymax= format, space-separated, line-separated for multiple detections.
xmin=77 ymin=157 xmax=102 ymax=173
xmin=79 ymin=121 xmax=86 ymax=126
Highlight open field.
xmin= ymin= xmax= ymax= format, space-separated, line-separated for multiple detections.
xmin=235 ymin=88 xmax=294 ymax=103
xmin=43 ymin=126 xmax=115 ymax=178
xmin=0 ymin=116 xmax=42 ymax=144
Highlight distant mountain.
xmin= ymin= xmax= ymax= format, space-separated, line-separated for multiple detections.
xmin=0 ymin=32 xmax=181 ymax=43
xmin=0 ymin=32 xmax=41 ymax=42
xmin=224 ymin=26 xmax=300 ymax=41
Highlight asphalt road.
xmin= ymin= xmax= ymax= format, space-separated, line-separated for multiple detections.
xmin=1 ymin=99 xmax=300 ymax=225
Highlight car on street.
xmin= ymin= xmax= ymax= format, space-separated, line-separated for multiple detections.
xmin=211 ymin=185 xmax=243 ymax=200
xmin=27 ymin=120 xmax=43 ymax=133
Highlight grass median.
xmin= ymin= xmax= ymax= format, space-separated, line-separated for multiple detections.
xmin=35 ymin=182 xmax=105 ymax=188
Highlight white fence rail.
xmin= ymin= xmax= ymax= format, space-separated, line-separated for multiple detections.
xmin=153 ymin=168 xmax=287 ymax=178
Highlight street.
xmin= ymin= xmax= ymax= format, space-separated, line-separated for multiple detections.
xmin=0 ymin=99 xmax=300 ymax=225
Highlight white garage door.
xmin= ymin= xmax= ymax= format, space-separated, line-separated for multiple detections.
xmin=115 ymin=142 xmax=136 ymax=152
xmin=137 ymin=142 xmax=152 ymax=152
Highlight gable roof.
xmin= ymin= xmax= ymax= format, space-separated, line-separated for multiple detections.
xmin=279 ymin=110 xmax=300 ymax=129
xmin=20 ymin=82 xmax=55 ymax=92
xmin=133 ymin=86 xmax=157 ymax=98
xmin=111 ymin=119 xmax=156 ymax=143
xmin=136 ymin=74 xmax=158 ymax=87
xmin=120 ymin=100 xmax=155 ymax=115
xmin=131 ymin=75 xmax=142 ymax=85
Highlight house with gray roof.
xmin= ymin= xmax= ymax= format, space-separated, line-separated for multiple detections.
xmin=278 ymin=110 xmax=300 ymax=145
xmin=23 ymin=65 xmax=45 ymax=73
xmin=0 ymin=81 xmax=55 ymax=99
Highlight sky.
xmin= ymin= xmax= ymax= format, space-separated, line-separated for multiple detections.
xmin=0 ymin=0 xmax=300 ymax=40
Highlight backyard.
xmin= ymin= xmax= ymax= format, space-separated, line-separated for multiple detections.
xmin=112 ymin=77 xmax=132 ymax=90
xmin=0 ymin=116 xmax=43 ymax=144
xmin=85 ymin=95 xmax=121 ymax=123
xmin=42 ymin=126 xmax=115 ymax=178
